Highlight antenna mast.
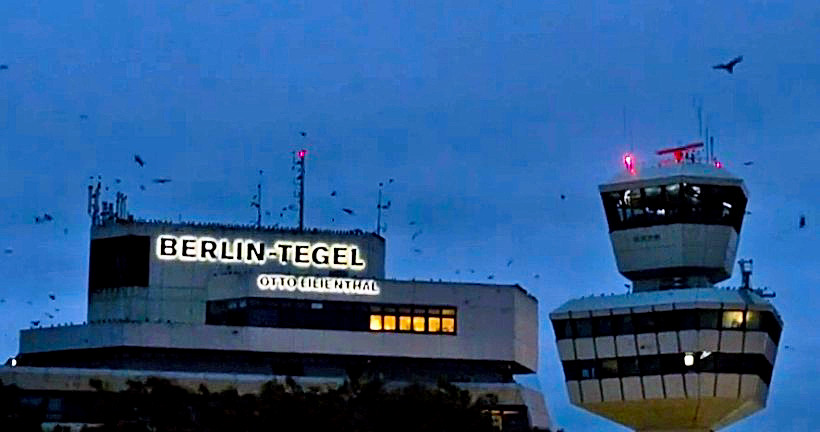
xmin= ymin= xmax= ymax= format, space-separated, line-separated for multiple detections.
xmin=295 ymin=149 xmax=307 ymax=231
xmin=376 ymin=182 xmax=383 ymax=235
xmin=252 ymin=170 xmax=263 ymax=229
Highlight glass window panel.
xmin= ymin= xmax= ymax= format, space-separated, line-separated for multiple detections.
xmin=639 ymin=356 xmax=661 ymax=374
xmin=593 ymin=317 xmax=613 ymax=336
xmin=399 ymin=307 xmax=411 ymax=314
xmin=633 ymin=313 xmax=658 ymax=333
xmin=442 ymin=318 xmax=456 ymax=333
xmin=384 ymin=307 xmax=396 ymax=313
xmin=618 ymin=357 xmax=640 ymax=376
xmin=383 ymin=315 xmax=397 ymax=331
xmin=722 ymin=310 xmax=745 ymax=329
xmin=399 ymin=316 xmax=412 ymax=331
xmin=554 ymin=320 xmax=573 ymax=339
xmin=745 ymin=310 xmax=760 ymax=330
xmin=613 ymin=314 xmax=634 ymax=334
xmin=413 ymin=316 xmax=425 ymax=332
xmin=442 ymin=309 xmax=456 ymax=316
xmin=678 ymin=310 xmax=698 ymax=330
xmin=600 ymin=359 xmax=618 ymax=378
xmin=371 ymin=305 xmax=382 ymax=312
xmin=574 ymin=319 xmax=593 ymax=337
xmin=428 ymin=308 xmax=440 ymax=315
xmin=369 ymin=315 xmax=382 ymax=331
xmin=428 ymin=317 xmax=441 ymax=332
xmin=414 ymin=308 xmax=426 ymax=314
xmin=699 ymin=310 xmax=719 ymax=329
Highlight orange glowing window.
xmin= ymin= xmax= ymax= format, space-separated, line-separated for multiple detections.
xmin=399 ymin=316 xmax=412 ymax=331
xmin=442 ymin=318 xmax=456 ymax=333
xmin=413 ymin=316 xmax=426 ymax=332
xmin=383 ymin=315 xmax=396 ymax=331
xmin=370 ymin=315 xmax=382 ymax=331
xmin=428 ymin=317 xmax=441 ymax=333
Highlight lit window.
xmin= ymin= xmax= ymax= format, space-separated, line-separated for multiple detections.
xmin=399 ymin=316 xmax=412 ymax=331
xmin=442 ymin=317 xmax=455 ymax=333
xmin=370 ymin=315 xmax=382 ymax=331
xmin=683 ymin=352 xmax=694 ymax=367
xmin=442 ymin=308 xmax=455 ymax=316
xmin=413 ymin=316 xmax=425 ymax=332
xmin=428 ymin=317 xmax=441 ymax=332
xmin=722 ymin=310 xmax=744 ymax=329
xmin=428 ymin=308 xmax=440 ymax=315
xmin=384 ymin=315 xmax=396 ymax=331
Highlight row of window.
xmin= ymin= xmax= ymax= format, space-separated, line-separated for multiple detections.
xmin=369 ymin=314 xmax=456 ymax=334
xmin=206 ymin=298 xmax=457 ymax=335
xmin=601 ymin=183 xmax=747 ymax=232
xmin=552 ymin=309 xmax=782 ymax=344
xmin=562 ymin=352 xmax=773 ymax=384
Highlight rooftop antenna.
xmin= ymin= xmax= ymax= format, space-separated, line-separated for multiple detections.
xmin=87 ymin=179 xmax=102 ymax=226
xmin=376 ymin=182 xmax=384 ymax=235
xmin=252 ymin=170 xmax=263 ymax=229
xmin=294 ymin=145 xmax=307 ymax=231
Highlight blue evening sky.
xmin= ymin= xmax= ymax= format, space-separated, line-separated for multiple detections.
xmin=1 ymin=1 xmax=818 ymax=430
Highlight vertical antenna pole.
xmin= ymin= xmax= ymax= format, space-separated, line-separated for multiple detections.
xmin=256 ymin=170 xmax=263 ymax=229
xmin=298 ymin=150 xmax=306 ymax=231
xmin=376 ymin=183 xmax=383 ymax=235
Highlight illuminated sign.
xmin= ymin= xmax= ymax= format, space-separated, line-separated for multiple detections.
xmin=155 ymin=235 xmax=366 ymax=270
xmin=257 ymin=273 xmax=380 ymax=296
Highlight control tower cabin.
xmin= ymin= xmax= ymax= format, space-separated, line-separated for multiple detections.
xmin=550 ymin=143 xmax=782 ymax=432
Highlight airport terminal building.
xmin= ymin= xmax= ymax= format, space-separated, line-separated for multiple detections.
xmin=1 ymin=216 xmax=550 ymax=430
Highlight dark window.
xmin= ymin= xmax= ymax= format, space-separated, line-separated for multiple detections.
xmin=613 ymin=314 xmax=634 ymax=334
xmin=593 ymin=316 xmax=614 ymax=336
xmin=699 ymin=310 xmax=720 ymax=329
xmin=553 ymin=320 xmax=573 ymax=340
xmin=618 ymin=357 xmax=640 ymax=376
xmin=677 ymin=310 xmax=699 ymax=330
xmin=639 ymin=356 xmax=661 ymax=374
xmin=89 ymin=235 xmax=150 ymax=291
xmin=574 ymin=319 xmax=593 ymax=338
xmin=633 ymin=313 xmax=658 ymax=333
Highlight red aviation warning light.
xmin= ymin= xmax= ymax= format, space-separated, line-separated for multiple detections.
xmin=714 ymin=160 xmax=723 ymax=168
xmin=298 ymin=149 xmax=307 ymax=159
xmin=623 ymin=153 xmax=636 ymax=174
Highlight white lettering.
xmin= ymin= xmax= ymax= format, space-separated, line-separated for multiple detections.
xmin=255 ymin=273 xmax=380 ymax=296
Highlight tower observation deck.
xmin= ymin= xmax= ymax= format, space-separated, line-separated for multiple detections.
xmin=550 ymin=143 xmax=782 ymax=431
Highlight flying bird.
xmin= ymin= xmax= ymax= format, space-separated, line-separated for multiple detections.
xmin=411 ymin=230 xmax=423 ymax=240
xmin=35 ymin=213 xmax=54 ymax=224
xmin=0 ymin=64 xmax=8 ymax=70
xmin=380 ymin=201 xmax=392 ymax=210
xmin=3 ymin=248 xmax=12 ymax=254
xmin=487 ymin=275 xmax=495 ymax=280
xmin=134 ymin=154 xmax=145 ymax=167
xmin=114 ymin=178 xmax=122 ymax=184
xmin=300 ymin=131 xmax=306 ymax=137
xmin=413 ymin=248 xmax=422 ymax=254
xmin=152 ymin=178 xmax=171 ymax=184
xmin=330 ymin=191 xmax=337 ymax=197
xmin=139 ymin=185 xmax=146 ymax=191
xmin=31 ymin=321 xmax=40 ymax=327
xmin=799 ymin=215 xmax=806 ymax=229
xmin=506 ymin=259 xmax=513 ymax=267
xmin=342 ymin=208 xmax=355 ymax=215
xmin=45 ymin=313 xmax=54 ymax=319
xmin=743 ymin=161 xmax=754 ymax=166
xmin=409 ymin=221 xmax=417 ymax=225
xmin=469 ymin=269 xmax=475 ymax=274
xmin=560 ymin=194 xmax=566 ymax=200
xmin=48 ymin=294 xmax=55 ymax=300
xmin=79 ymin=114 xmax=88 ymax=120
xmin=455 ymin=270 xmax=461 ymax=275
xmin=533 ymin=274 xmax=540 ymax=279
xmin=712 ymin=56 xmax=743 ymax=74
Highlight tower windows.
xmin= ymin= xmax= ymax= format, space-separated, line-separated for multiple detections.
xmin=601 ymin=183 xmax=747 ymax=232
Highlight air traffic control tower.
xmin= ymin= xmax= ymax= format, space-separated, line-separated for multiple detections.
xmin=550 ymin=143 xmax=782 ymax=431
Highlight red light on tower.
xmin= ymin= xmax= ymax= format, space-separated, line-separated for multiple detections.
xmin=624 ymin=153 xmax=635 ymax=174
xmin=714 ymin=160 xmax=722 ymax=169
xmin=298 ymin=149 xmax=307 ymax=159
